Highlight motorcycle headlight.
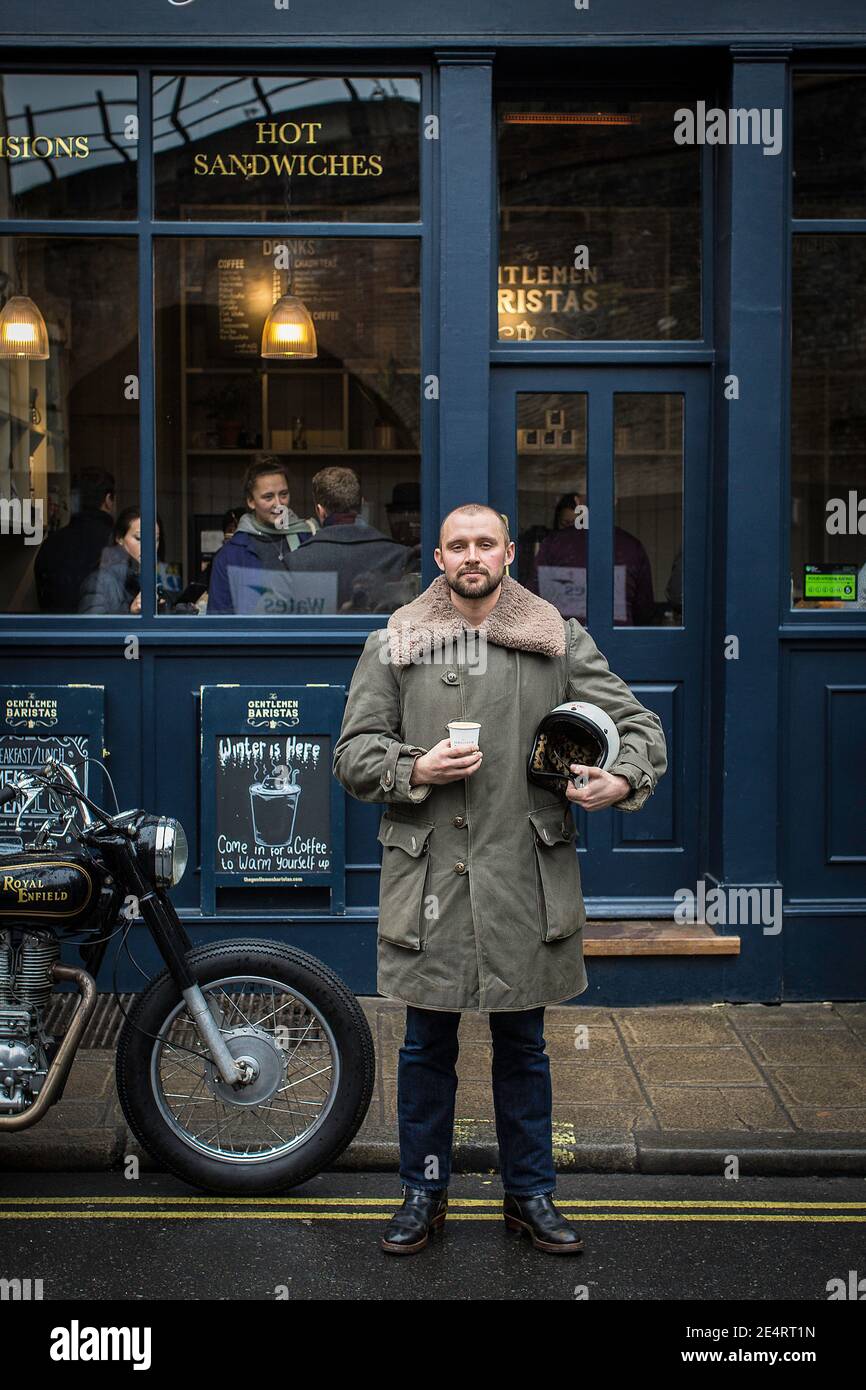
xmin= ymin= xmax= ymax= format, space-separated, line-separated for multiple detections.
xmin=137 ymin=816 xmax=189 ymax=887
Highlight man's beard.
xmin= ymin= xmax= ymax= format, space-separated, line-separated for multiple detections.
xmin=447 ymin=563 xmax=503 ymax=600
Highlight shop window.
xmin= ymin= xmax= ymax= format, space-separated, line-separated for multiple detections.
xmin=154 ymin=236 xmax=421 ymax=616
xmin=517 ymin=392 xmax=681 ymax=626
xmin=153 ymin=75 xmax=421 ymax=222
xmin=0 ymin=74 xmax=137 ymax=220
xmin=793 ymin=74 xmax=866 ymax=219
xmin=0 ymin=237 xmax=139 ymax=614
xmin=497 ymin=91 xmax=701 ymax=342
xmin=790 ymin=236 xmax=866 ymax=613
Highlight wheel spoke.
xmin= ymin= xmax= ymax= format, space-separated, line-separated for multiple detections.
xmin=151 ymin=971 xmax=340 ymax=1161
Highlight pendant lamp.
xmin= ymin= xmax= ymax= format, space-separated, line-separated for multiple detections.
xmin=261 ymin=293 xmax=317 ymax=360
xmin=0 ymin=295 xmax=50 ymax=360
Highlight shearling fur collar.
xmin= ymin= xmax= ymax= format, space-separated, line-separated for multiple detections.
xmin=386 ymin=573 xmax=566 ymax=666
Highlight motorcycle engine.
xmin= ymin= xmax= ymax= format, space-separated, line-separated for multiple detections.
xmin=0 ymin=930 xmax=59 ymax=1115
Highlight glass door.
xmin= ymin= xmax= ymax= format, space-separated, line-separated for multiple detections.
xmin=491 ymin=366 xmax=710 ymax=906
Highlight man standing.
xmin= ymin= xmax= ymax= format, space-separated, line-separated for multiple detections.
xmin=34 ymin=468 xmax=115 ymax=613
xmin=526 ymin=491 xmax=657 ymax=627
xmin=332 ymin=504 xmax=667 ymax=1256
xmin=286 ymin=466 xmax=413 ymax=613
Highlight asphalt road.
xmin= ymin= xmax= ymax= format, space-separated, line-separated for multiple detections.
xmin=1 ymin=1169 xmax=865 ymax=1303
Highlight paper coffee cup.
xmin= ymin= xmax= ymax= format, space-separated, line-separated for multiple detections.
xmin=446 ymin=720 xmax=481 ymax=747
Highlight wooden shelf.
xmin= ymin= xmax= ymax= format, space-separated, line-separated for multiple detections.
xmin=584 ymin=920 xmax=740 ymax=956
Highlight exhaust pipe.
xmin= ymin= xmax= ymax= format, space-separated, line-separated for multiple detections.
xmin=0 ymin=962 xmax=97 ymax=1131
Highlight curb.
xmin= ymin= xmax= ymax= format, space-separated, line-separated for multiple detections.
xmin=2 ymin=1130 xmax=866 ymax=1177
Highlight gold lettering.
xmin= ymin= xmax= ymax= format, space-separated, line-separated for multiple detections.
xmin=193 ymin=144 xmax=385 ymax=177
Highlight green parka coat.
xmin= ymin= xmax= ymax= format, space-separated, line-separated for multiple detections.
xmin=332 ymin=573 xmax=667 ymax=1012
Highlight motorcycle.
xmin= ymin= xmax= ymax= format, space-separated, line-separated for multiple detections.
xmin=0 ymin=758 xmax=375 ymax=1193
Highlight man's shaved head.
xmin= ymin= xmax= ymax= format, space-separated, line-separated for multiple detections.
xmin=438 ymin=504 xmax=511 ymax=552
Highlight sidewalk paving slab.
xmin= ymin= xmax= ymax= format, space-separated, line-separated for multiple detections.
xmin=2 ymin=999 xmax=866 ymax=1176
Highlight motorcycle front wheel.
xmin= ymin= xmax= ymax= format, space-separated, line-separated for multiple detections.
xmin=115 ymin=940 xmax=375 ymax=1194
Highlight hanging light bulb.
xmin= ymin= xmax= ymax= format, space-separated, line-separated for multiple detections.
xmin=261 ymin=293 xmax=317 ymax=360
xmin=0 ymin=295 xmax=49 ymax=360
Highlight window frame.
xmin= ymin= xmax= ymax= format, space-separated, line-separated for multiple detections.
xmin=490 ymin=74 xmax=718 ymax=363
xmin=783 ymin=60 xmax=866 ymax=627
xmin=0 ymin=59 xmax=433 ymax=634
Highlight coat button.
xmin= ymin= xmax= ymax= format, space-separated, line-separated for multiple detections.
xmin=445 ymin=670 xmax=457 ymax=683
xmin=383 ymin=771 xmax=392 ymax=786
xmin=452 ymin=815 xmax=466 ymax=828
xmin=454 ymin=861 xmax=467 ymax=874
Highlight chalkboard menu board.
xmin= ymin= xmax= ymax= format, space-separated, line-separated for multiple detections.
xmin=199 ymin=684 xmax=346 ymax=913
xmin=0 ymin=686 xmax=104 ymax=851
xmin=204 ymin=238 xmax=347 ymax=361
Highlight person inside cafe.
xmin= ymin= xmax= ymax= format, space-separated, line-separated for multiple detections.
xmin=526 ymin=490 xmax=657 ymax=626
xmin=77 ymin=507 xmax=157 ymax=615
xmin=286 ymin=466 xmax=413 ymax=613
xmin=205 ymin=456 xmax=319 ymax=615
xmin=34 ymin=467 xmax=115 ymax=613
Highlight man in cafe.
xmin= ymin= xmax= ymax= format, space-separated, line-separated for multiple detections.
xmin=287 ymin=465 xmax=412 ymax=613
xmin=34 ymin=467 xmax=115 ymax=613
xmin=333 ymin=504 xmax=667 ymax=1256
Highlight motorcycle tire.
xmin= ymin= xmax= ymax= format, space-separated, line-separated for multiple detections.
xmin=115 ymin=939 xmax=375 ymax=1194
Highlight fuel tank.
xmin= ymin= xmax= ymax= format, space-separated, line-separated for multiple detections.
xmin=0 ymin=849 xmax=122 ymax=937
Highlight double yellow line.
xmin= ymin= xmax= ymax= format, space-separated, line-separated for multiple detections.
xmin=1 ymin=1196 xmax=865 ymax=1223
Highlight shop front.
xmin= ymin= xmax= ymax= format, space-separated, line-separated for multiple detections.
xmin=0 ymin=4 xmax=864 ymax=1003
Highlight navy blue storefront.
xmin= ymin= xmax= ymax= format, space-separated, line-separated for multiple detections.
xmin=0 ymin=2 xmax=864 ymax=1004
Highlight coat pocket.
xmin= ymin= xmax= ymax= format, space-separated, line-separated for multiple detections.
xmin=376 ymin=816 xmax=436 ymax=950
xmin=528 ymin=804 xmax=586 ymax=943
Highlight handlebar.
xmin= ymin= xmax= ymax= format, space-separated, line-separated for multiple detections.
xmin=0 ymin=761 xmax=115 ymax=832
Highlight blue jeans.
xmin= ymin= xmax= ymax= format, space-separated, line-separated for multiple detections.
xmin=396 ymin=1004 xmax=556 ymax=1197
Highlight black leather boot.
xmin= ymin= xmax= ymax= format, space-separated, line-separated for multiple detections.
xmin=380 ymin=1184 xmax=448 ymax=1255
xmin=503 ymin=1193 xmax=583 ymax=1253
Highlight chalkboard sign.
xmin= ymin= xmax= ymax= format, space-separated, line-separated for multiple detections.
xmin=200 ymin=684 xmax=346 ymax=914
xmin=0 ymin=686 xmax=104 ymax=851
xmin=204 ymin=239 xmax=348 ymax=361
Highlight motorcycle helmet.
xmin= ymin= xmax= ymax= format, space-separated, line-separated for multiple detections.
xmin=528 ymin=701 xmax=621 ymax=790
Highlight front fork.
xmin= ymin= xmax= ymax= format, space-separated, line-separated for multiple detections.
xmin=130 ymin=879 xmax=246 ymax=1089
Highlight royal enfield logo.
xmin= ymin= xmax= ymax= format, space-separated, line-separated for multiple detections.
xmin=5 ymin=696 xmax=58 ymax=730
xmin=246 ymin=696 xmax=300 ymax=730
